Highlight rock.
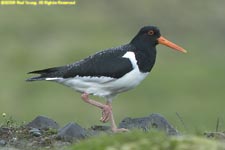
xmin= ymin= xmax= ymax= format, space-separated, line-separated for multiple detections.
xmin=0 ymin=127 xmax=11 ymax=135
xmin=90 ymin=125 xmax=111 ymax=131
xmin=149 ymin=113 xmax=179 ymax=135
xmin=204 ymin=132 xmax=225 ymax=140
xmin=119 ymin=113 xmax=179 ymax=135
xmin=26 ymin=116 xmax=60 ymax=130
xmin=119 ymin=116 xmax=151 ymax=131
xmin=0 ymin=139 xmax=6 ymax=146
xmin=87 ymin=125 xmax=111 ymax=136
xmin=57 ymin=122 xmax=87 ymax=142
xmin=29 ymin=128 xmax=41 ymax=137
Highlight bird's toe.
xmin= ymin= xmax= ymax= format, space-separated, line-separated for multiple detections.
xmin=112 ymin=127 xmax=129 ymax=133
xmin=100 ymin=105 xmax=112 ymax=123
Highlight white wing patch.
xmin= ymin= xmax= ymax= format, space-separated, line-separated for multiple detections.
xmin=122 ymin=51 xmax=137 ymax=68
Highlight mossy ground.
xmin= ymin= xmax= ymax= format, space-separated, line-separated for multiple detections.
xmin=1 ymin=117 xmax=225 ymax=150
xmin=72 ymin=131 xmax=225 ymax=150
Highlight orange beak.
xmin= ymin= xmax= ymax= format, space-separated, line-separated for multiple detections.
xmin=157 ymin=36 xmax=187 ymax=53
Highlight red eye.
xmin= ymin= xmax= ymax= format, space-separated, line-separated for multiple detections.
xmin=148 ymin=30 xmax=154 ymax=35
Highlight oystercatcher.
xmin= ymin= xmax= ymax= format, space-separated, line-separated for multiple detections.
xmin=27 ymin=26 xmax=187 ymax=132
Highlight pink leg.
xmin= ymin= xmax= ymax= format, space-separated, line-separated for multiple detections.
xmin=81 ymin=93 xmax=111 ymax=123
xmin=106 ymin=102 xmax=129 ymax=132
xmin=81 ymin=93 xmax=128 ymax=132
xmin=100 ymin=101 xmax=112 ymax=123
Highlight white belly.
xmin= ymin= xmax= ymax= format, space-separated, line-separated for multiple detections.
xmin=48 ymin=51 xmax=149 ymax=100
xmin=55 ymin=69 xmax=148 ymax=99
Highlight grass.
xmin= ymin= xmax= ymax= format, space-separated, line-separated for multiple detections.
xmin=1 ymin=114 xmax=225 ymax=150
xmin=72 ymin=131 xmax=225 ymax=150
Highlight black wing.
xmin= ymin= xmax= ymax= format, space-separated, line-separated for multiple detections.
xmin=64 ymin=44 xmax=134 ymax=78
xmin=27 ymin=44 xmax=135 ymax=81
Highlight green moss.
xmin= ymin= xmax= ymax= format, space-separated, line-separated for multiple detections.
xmin=72 ymin=131 xmax=225 ymax=150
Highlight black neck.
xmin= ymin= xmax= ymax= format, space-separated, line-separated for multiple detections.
xmin=130 ymin=37 xmax=157 ymax=73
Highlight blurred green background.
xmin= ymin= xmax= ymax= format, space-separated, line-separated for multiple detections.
xmin=0 ymin=0 xmax=225 ymax=133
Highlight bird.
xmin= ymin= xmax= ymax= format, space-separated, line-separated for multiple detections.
xmin=27 ymin=26 xmax=187 ymax=132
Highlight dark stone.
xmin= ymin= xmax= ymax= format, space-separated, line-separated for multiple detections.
xmin=149 ymin=114 xmax=179 ymax=135
xmin=204 ymin=132 xmax=225 ymax=139
xmin=26 ymin=116 xmax=60 ymax=130
xmin=119 ymin=113 xmax=179 ymax=135
xmin=86 ymin=125 xmax=111 ymax=136
xmin=56 ymin=122 xmax=87 ymax=142
xmin=0 ymin=139 xmax=6 ymax=146
xmin=90 ymin=125 xmax=111 ymax=132
xmin=0 ymin=127 xmax=10 ymax=135
xmin=29 ymin=128 xmax=42 ymax=137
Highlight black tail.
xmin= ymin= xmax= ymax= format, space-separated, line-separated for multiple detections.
xmin=26 ymin=66 xmax=64 ymax=82
xmin=26 ymin=76 xmax=46 ymax=82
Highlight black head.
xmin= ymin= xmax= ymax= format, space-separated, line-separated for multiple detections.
xmin=130 ymin=26 xmax=161 ymax=48
xmin=130 ymin=25 xmax=187 ymax=53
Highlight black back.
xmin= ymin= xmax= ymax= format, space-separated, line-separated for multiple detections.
xmin=27 ymin=44 xmax=135 ymax=80
xmin=27 ymin=26 xmax=161 ymax=81
xmin=63 ymin=45 xmax=135 ymax=78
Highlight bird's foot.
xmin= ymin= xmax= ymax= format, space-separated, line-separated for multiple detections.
xmin=81 ymin=93 xmax=112 ymax=123
xmin=112 ymin=127 xmax=129 ymax=133
xmin=100 ymin=104 xmax=112 ymax=123
xmin=81 ymin=92 xmax=128 ymax=132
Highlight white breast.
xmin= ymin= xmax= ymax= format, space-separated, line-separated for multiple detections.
xmin=109 ymin=51 xmax=148 ymax=92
